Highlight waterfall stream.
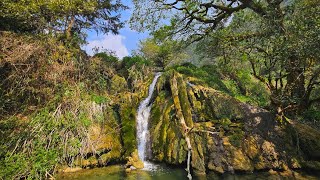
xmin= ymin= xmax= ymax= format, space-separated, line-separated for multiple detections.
xmin=136 ymin=72 xmax=161 ymax=170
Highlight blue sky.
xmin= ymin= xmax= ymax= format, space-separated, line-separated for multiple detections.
xmin=82 ymin=1 xmax=149 ymax=59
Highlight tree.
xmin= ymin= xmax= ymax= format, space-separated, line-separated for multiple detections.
xmin=0 ymin=0 xmax=127 ymax=41
xmin=198 ymin=0 xmax=320 ymax=116
xmin=138 ymin=38 xmax=188 ymax=69
xmin=131 ymin=0 xmax=281 ymax=41
xmin=131 ymin=0 xmax=320 ymax=117
xmin=94 ymin=50 xmax=119 ymax=65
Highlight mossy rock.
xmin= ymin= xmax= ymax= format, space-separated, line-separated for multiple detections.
xmin=80 ymin=156 xmax=99 ymax=167
xmin=228 ymin=131 xmax=244 ymax=147
xmin=231 ymin=148 xmax=254 ymax=172
xmin=188 ymin=133 xmax=206 ymax=174
xmin=146 ymin=71 xmax=320 ymax=175
xmin=243 ymin=136 xmax=260 ymax=159
xmin=293 ymin=122 xmax=320 ymax=160
xmin=120 ymin=103 xmax=137 ymax=156
xmin=126 ymin=149 xmax=144 ymax=169
xmin=188 ymin=84 xmax=245 ymax=121
xmin=301 ymin=161 xmax=320 ymax=171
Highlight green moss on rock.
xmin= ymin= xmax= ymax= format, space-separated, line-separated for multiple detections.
xmin=147 ymin=70 xmax=320 ymax=175
xmin=120 ymin=103 xmax=137 ymax=157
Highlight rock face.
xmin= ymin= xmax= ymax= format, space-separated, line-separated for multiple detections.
xmin=148 ymin=71 xmax=320 ymax=174
xmin=126 ymin=149 xmax=144 ymax=169
xmin=72 ymin=75 xmax=153 ymax=168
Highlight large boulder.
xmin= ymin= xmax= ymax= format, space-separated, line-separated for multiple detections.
xmin=148 ymin=71 xmax=320 ymax=174
xmin=126 ymin=149 xmax=144 ymax=169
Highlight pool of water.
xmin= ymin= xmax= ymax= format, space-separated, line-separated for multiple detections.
xmin=56 ymin=164 xmax=320 ymax=180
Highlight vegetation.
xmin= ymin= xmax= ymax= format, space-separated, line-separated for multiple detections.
xmin=0 ymin=31 xmax=152 ymax=179
xmin=171 ymin=63 xmax=269 ymax=107
xmin=0 ymin=0 xmax=320 ymax=179
xmin=137 ymin=38 xmax=187 ymax=69
xmin=0 ymin=0 xmax=127 ymax=42
xmin=131 ymin=0 xmax=320 ymax=120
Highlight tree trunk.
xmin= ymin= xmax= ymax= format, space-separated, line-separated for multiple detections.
xmin=285 ymin=55 xmax=306 ymax=114
xmin=66 ymin=16 xmax=75 ymax=41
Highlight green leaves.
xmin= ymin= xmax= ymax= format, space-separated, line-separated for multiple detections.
xmin=0 ymin=0 xmax=127 ymax=43
xmin=138 ymin=37 xmax=187 ymax=68
xmin=91 ymin=94 xmax=109 ymax=104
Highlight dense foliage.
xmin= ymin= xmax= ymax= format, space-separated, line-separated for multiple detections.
xmin=1 ymin=0 xmax=320 ymax=179
xmin=131 ymin=0 xmax=320 ymax=120
xmin=0 ymin=32 xmax=154 ymax=179
xmin=0 ymin=0 xmax=127 ymax=41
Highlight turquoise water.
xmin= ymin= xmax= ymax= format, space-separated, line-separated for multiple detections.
xmin=57 ymin=165 xmax=320 ymax=180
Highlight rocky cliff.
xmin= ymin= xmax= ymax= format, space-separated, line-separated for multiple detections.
xmin=148 ymin=71 xmax=320 ymax=175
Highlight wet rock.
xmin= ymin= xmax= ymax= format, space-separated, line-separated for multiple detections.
xmin=148 ymin=71 xmax=320 ymax=175
xmin=126 ymin=149 xmax=144 ymax=169
xmin=292 ymin=122 xmax=320 ymax=160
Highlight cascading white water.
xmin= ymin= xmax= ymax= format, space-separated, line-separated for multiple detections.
xmin=136 ymin=72 xmax=161 ymax=169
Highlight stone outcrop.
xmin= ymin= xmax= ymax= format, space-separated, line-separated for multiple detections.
xmin=148 ymin=71 xmax=320 ymax=174
xmin=125 ymin=149 xmax=144 ymax=171
xmin=71 ymin=75 xmax=154 ymax=169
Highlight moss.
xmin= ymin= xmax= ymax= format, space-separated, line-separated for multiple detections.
xmin=292 ymin=123 xmax=320 ymax=160
xmin=243 ymin=136 xmax=259 ymax=160
xmin=126 ymin=149 xmax=144 ymax=169
xmin=301 ymin=161 xmax=320 ymax=171
xmin=187 ymin=84 xmax=245 ymax=122
xmin=149 ymin=82 xmax=188 ymax=165
xmin=190 ymin=133 xmax=206 ymax=173
xmin=80 ymin=156 xmax=99 ymax=167
xmin=175 ymin=73 xmax=193 ymax=127
xmin=228 ymin=130 xmax=244 ymax=147
xmin=172 ymin=139 xmax=179 ymax=163
xmin=210 ymin=92 xmax=244 ymax=120
xmin=190 ymin=85 xmax=244 ymax=120
xmin=149 ymin=93 xmax=165 ymax=130
xmin=229 ymin=145 xmax=254 ymax=172
xmin=253 ymin=155 xmax=266 ymax=170
xmin=187 ymin=86 xmax=213 ymax=122
xmin=150 ymin=103 xmax=164 ymax=160
xmin=219 ymin=118 xmax=232 ymax=131
xmin=178 ymin=139 xmax=187 ymax=163
xmin=149 ymin=92 xmax=169 ymax=161
xmin=111 ymin=75 xmax=127 ymax=94
xmin=166 ymin=125 xmax=176 ymax=162
xmin=120 ymin=104 xmax=137 ymax=157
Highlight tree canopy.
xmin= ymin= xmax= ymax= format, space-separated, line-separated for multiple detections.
xmin=131 ymin=0 xmax=320 ymax=117
xmin=0 ymin=0 xmax=127 ymax=40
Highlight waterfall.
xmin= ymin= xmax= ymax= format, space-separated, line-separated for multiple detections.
xmin=136 ymin=72 xmax=161 ymax=169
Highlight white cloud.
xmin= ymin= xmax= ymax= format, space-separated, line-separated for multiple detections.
xmin=82 ymin=34 xmax=129 ymax=59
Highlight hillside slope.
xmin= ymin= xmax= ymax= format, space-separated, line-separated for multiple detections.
xmin=0 ymin=32 xmax=153 ymax=179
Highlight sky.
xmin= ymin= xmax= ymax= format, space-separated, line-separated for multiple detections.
xmin=81 ymin=1 xmax=148 ymax=59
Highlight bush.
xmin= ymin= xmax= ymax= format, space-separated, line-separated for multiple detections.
xmin=122 ymin=56 xmax=150 ymax=69
xmin=94 ymin=52 xmax=118 ymax=65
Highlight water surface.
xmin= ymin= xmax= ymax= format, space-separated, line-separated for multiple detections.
xmin=57 ymin=165 xmax=320 ymax=180
xmin=56 ymin=165 xmax=186 ymax=180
